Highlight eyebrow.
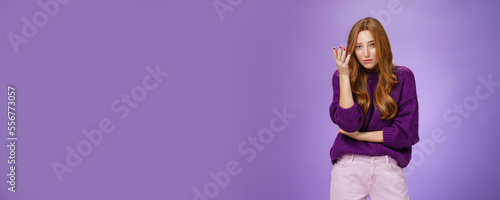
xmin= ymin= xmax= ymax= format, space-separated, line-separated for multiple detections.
xmin=356 ymin=40 xmax=374 ymax=45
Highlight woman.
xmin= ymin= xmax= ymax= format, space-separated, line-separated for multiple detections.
xmin=329 ymin=17 xmax=419 ymax=200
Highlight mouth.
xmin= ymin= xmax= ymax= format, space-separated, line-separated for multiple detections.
xmin=363 ymin=59 xmax=373 ymax=64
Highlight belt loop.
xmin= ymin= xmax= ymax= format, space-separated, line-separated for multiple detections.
xmin=385 ymin=155 xmax=389 ymax=166
xmin=350 ymin=154 xmax=354 ymax=162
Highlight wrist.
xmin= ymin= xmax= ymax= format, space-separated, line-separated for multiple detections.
xmin=355 ymin=131 xmax=364 ymax=141
xmin=339 ymin=74 xmax=350 ymax=81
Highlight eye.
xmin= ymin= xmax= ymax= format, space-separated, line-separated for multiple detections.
xmin=370 ymin=43 xmax=375 ymax=47
xmin=355 ymin=46 xmax=361 ymax=49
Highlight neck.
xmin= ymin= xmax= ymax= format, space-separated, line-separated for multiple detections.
xmin=366 ymin=67 xmax=378 ymax=73
xmin=365 ymin=68 xmax=379 ymax=79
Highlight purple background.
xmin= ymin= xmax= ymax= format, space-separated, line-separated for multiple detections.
xmin=1 ymin=0 xmax=499 ymax=199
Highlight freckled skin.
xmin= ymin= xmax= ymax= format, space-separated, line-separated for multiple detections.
xmin=355 ymin=30 xmax=378 ymax=71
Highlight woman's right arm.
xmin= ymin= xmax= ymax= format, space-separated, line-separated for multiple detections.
xmin=338 ymin=73 xmax=354 ymax=108
xmin=329 ymin=46 xmax=364 ymax=132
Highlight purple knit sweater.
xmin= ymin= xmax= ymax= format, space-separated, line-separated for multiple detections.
xmin=329 ymin=65 xmax=419 ymax=168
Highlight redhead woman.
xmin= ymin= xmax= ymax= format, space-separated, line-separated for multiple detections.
xmin=329 ymin=17 xmax=419 ymax=200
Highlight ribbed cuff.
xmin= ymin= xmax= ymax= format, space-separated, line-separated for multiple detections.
xmin=334 ymin=103 xmax=363 ymax=132
xmin=382 ymin=126 xmax=397 ymax=148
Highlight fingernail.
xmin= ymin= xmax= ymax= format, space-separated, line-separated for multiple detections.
xmin=338 ymin=131 xmax=341 ymax=134
xmin=348 ymin=52 xmax=351 ymax=55
xmin=333 ymin=47 xmax=336 ymax=49
xmin=344 ymin=48 xmax=346 ymax=51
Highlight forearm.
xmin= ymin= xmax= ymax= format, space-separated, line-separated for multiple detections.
xmin=339 ymin=75 xmax=354 ymax=108
xmin=340 ymin=129 xmax=384 ymax=143
xmin=357 ymin=130 xmax=383 ymax=143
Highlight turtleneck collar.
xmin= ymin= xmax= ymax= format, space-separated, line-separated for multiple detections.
xmin=367 ymin=71 xmax=379 ymax=79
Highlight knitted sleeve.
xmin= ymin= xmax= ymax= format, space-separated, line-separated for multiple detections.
xmin=382 ymin=67 xmax=420 ymax=149
xmin=329 ymin=70 xmax=364 ymax=133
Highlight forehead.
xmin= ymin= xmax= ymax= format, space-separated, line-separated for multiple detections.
xmin=356 ymin=30 xmax=374 ymax=43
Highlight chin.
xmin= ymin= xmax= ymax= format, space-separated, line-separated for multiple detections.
xmin=362 ymin=65 xmax=377 ymax=71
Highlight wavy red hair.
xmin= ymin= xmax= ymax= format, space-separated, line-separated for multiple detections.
xmin=345 ymin=17 xmax=398 ymax=120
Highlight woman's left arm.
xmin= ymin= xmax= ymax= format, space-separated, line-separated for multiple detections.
xmin=341 ymin=67 xmax=420 ymax=149
xmin=339 ymin=130 xmax=384 ymax=143
xmin=340 ymin=97 xmax=419 ymax=147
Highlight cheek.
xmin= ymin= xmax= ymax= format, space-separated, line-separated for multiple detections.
xmin=370 ymin=49 xmax=377 ymax=58
xmin=355 ymin=51 xmax=363 ymax=61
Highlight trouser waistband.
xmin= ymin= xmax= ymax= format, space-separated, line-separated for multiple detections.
xmin=340 ymin=153 xmax=397 ymax=166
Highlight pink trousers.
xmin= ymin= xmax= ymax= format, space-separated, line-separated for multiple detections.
xmin=330 ymin=154 xmax=409 ymax=200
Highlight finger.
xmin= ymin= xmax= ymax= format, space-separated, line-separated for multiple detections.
xmin=338 ymin=45 xmax=343 ymax=60
xmin=337 ymin=46 xmax=343 ymax=61
xmin=333 ymin=47 xmax=338 ymax=60
xmin=345 ymin=51 xmax=351 ymax=65
xmin=340 ymin=47 xmax=346 ymax=63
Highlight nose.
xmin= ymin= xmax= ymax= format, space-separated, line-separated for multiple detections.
xmin=363 ymin=47 xmax=370 ymax=58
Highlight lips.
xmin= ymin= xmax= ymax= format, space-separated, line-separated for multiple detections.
xmin=363 ymin=59 xmax=373 ymax=64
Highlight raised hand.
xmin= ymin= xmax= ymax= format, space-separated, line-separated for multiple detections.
xmin=333 ymin=45 xmax=352 ymax=77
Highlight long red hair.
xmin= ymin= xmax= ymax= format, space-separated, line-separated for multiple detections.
xmin=346 ymin=17 xmax=398 ymax=120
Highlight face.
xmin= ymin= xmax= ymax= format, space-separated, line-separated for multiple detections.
xmin=354 ymin=30 xmax=378 ymax=71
